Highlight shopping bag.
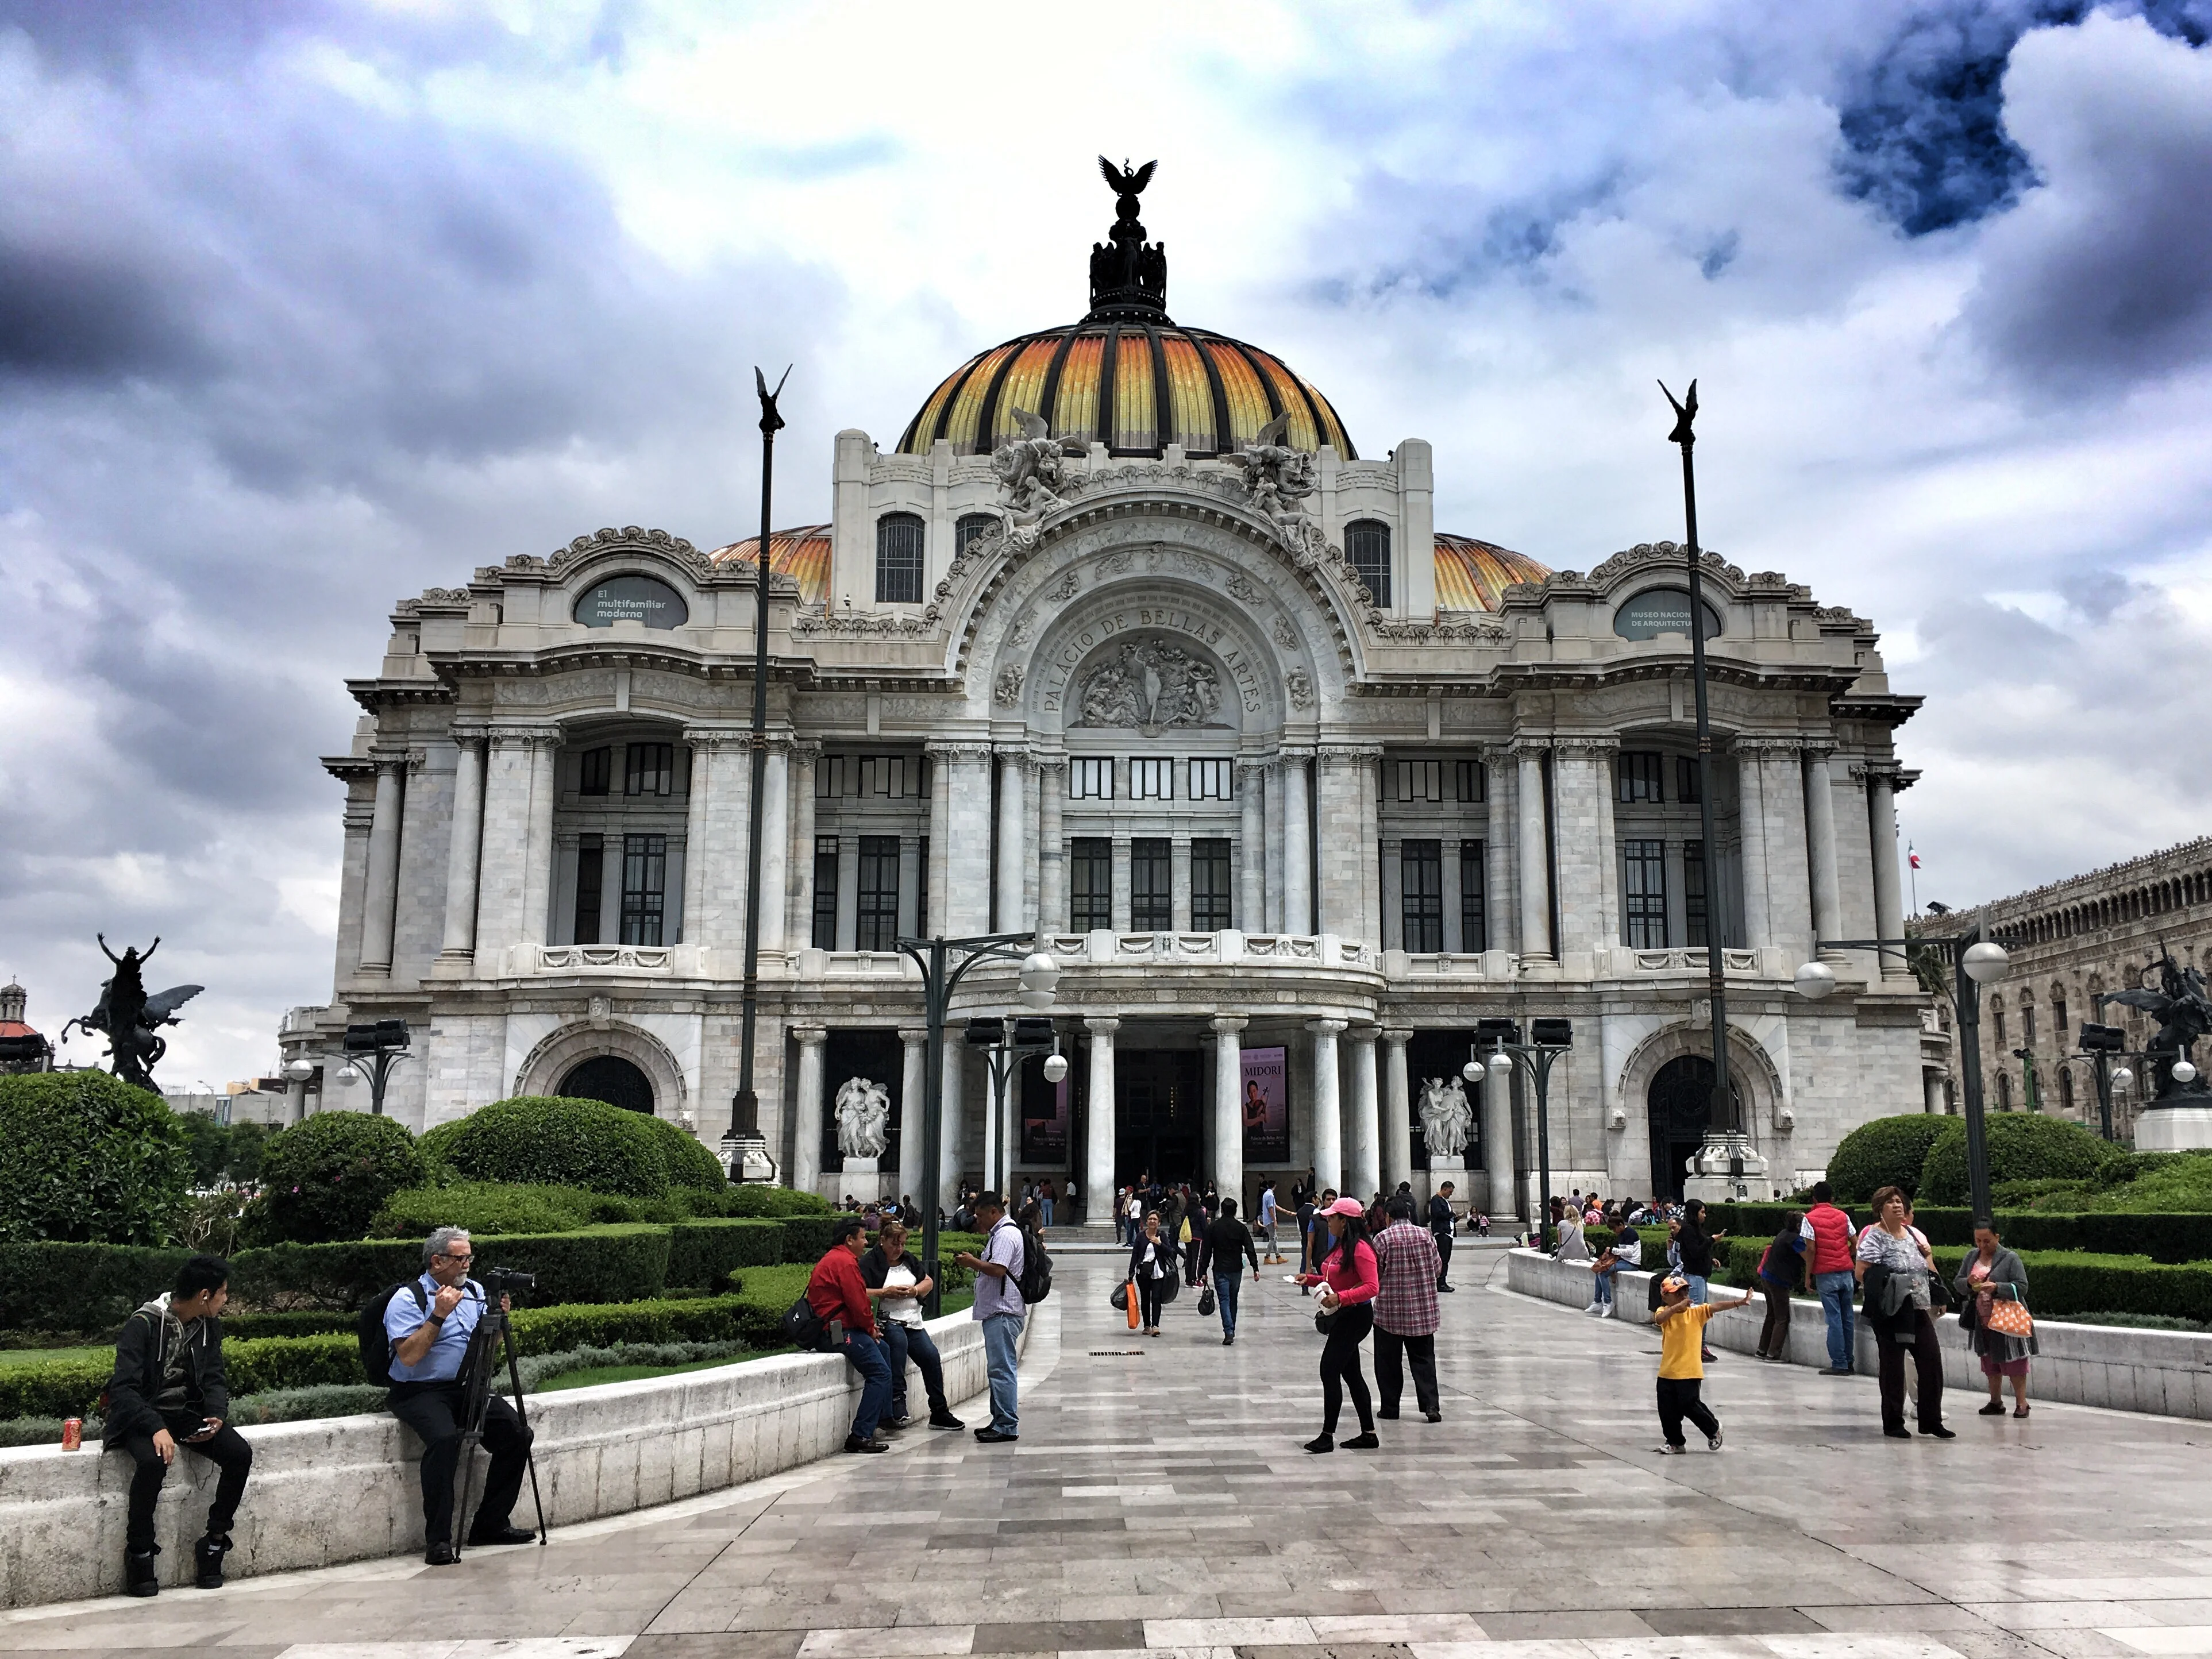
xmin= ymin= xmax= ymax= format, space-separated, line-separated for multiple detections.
xmin=1125 ymin=1280 xmax=1141 ymax=1329
xmin=1984 ymin=1295 xmax=2033 ymax=1339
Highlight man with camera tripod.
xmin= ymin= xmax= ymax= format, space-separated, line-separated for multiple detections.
xmin=384 ymin=1228 xmax=536 ymax=1565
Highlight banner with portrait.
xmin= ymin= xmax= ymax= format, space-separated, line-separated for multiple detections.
xmin=1240 ymin=1045 xmax=1289 ymax=1163
xmin=1020 ymin=1056 xmax=1069 ymax=1159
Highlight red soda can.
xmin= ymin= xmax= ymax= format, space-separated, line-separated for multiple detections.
xmin=61 ymin=1418 xmax=82 ymax=1451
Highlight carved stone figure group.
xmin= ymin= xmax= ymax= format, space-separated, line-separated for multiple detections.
xmin=834 ymin=1075 xmax=892 ymax=1160
xmin=1418 ymin=1075 xmax=1474 ymax=1160
xmin=989 ymin=409 xmax=1084 ymax=548
xmin=1073 ymin=638 xmax=1225 ymax=733
xmin=1223 ymin=413 xmax=1331 ymax=566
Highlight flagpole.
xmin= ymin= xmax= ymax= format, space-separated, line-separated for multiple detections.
xmin=1908 ymin=842 xmax=1920 ymax=917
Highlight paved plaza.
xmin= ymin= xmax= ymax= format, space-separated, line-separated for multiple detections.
xmin=11 ymin=1251 xmax=2212 ymax=1659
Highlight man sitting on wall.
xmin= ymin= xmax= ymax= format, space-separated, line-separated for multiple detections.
xmin=383 ymin=1227 xmax=535 ymax=1564
xmin=809 ymin=1216 xmax=895 ymax=1453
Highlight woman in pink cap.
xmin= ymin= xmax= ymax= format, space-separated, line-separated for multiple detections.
xmin=1295 ymin=1196 xmax=1381 ymax=1452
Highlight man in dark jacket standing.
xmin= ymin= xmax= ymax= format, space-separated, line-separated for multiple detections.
xmin=1427 ymin=1181 xmax=1458 ymax=1293
xmin=104 ymin=1255 xmax=253 ymax=1597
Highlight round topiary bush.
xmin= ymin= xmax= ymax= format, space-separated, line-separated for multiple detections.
xmin=0 ymin=1071 xmax=192 ymax=1244
xmin=1824 ymin=1113 xmax=1952 ymax=1205
xmin=1917 ymin=1112 xmax=2107 ymax=1209
xmin=727 ymin=1182 xmax=833 ymax=1217
xmin=244 ymin=1110 xmax=427 ymax=1244
xmin=635 ymin=1112 xmax=729 ymax=1191
xmin=421 ymin=1096 xmax=673 ymax=1197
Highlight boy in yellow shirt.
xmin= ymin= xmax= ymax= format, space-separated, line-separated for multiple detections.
xmin=1652 ymin=1272 xmax=1752 ymax=1453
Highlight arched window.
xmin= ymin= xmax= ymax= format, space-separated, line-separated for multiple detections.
xmin=876 ymin=512 xmax=924 ymax=604
xmin=1346 ymin=519 xmax=1391 ymax=607
xmin=2059 ymin=1067 xmax=2075 ymax=1116
xmin=955 ymin=512 xmax=998 ymax=558
xmin=2052 ymin=985 xmax=2069 ymax=1047
xmin=1998 ymin=1070 xmax=2012 ymax=1109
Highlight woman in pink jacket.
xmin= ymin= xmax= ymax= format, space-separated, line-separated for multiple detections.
xmin=1296 ymin=1196 xmax=1381 ymax=1453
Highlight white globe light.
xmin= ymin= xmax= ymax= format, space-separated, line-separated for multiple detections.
xmin=1042 ymin=1053 xmax=1069 ymax=1085
xmin=2111 ymin=1067 xmax=2135 ymax=1090
xmin=1461 ymin=1059 xmax=1482 ymax=1083
xmin=1018 ymin=986 xmax=1056 ymax=1010
xmin=336 ymin=1063 xmax=362 ymax=1085
xmin=2174 ymin=1059 xmax=2199 ymax=1085
xmin=1793 ymin=961 xmax=1838 ymax=1001
xmin=1486 ymin=1051 xmax=1514 ymax=1085
xmin=1962 ymin=940 xmax=2011 ymax=985
xmin=283 ymin=1058 xmax=315 ymax=1082
xmin=1017 ymin=952 xmax=1060 ymax=993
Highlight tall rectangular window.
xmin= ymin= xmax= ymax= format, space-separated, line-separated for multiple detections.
xmin=1070 ymin=757 xmax=1114 ymax=800
xmin=1131 ymin=838 xmax=1172 ymax=931
xmin=1346 ymin=519 xmax=1392 ymax=607
xmin=1623 ymin=838 xmax=1667 ymax=947
xmin=1192 ymin=839 xmax=1232 ymax=930
xmin=625 ymin=742 xmax=673 ymax=797
xmin=1395 ymin=759 xmax=1442 ymax=803
xmin=915 ymin=835 xmax=929 ymax=936
xmin=1683 ymin=841 xmax=1708 ymax=948
xmin=1189 ymin=758 xmax=1233 ymax=800
xmin=1131 ymin=757 xmax=1174 ymax=800
xmin=573 ymin=834 xmax=604 ymax=944
xmin=1677 ymin=756 xmax=1701 ymax=803
xmin=857 ymin=835 xmax=899 ymax=951
xmin=1459 ymin=839 xmax=1486 ymax=951
xmin=578 ymin=746 xmax=612 ymax=797
xmin=1455 ymin=759 xmax=1485 ymax=803
xmin=620 ymin=833 xmax=667 ymax=946
xmin=1401 ymin=839 xmax=1443 ymax=952
xmin=1070 ymin=838 xmax=1112 ymax=931
xmin=811 ymin=835 xmax=839 ymax=950
xmin=1618 ymin=751 xmax=1664 ymax=804
xmin=876 ymin=512 xmax=923 ymax=604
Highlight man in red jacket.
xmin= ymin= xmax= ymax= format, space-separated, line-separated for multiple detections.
xmin=808 ymin=1217 xmax=894 ymax=1452
xmin=1803 ymin=1182 xmax=1858 ymax=1375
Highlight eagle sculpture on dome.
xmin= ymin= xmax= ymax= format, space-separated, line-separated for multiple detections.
xmin=1100 ymin=156 xmax=1155 ymax=213
xmin=1090 ymin=156 xmax=1167 ymax=318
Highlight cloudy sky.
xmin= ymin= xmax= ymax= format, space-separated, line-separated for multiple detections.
xmin=3 ymin=1 xmax=2210 ymax=1086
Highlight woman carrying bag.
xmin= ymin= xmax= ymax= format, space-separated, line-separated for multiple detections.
xmin=1127 ymin=1212 xmax=1175 ymax=1337
xmin=1955 ymin=1219 xmax=2036 ymax=1418
xmin=1855 ymin=1185 xmax=1953 ymax=1440
xmin=1294 ymin=1197 xmax=1381 ymax=1454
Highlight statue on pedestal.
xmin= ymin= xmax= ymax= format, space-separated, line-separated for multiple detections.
xmin=62 ymin=935 xmax=201 ymax=1093
xmin=834 ymin=1075 xmax=892 ymax=1161
xmin=2102 ymin=952 xmax=2212 ymax=1099
xmin=1419 ymin=1076 xmax=1473 ymax=1162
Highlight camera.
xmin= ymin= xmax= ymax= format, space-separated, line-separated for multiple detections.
xmin=482 ymin=1266 xmax=536 ymax=1299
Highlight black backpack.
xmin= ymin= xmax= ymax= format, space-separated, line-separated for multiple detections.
xmin=359 ymin=1282 xmax=429 ymax=1387
xmin=1015 ymin=1224 xmax=1053 ymax=1306
xmin=780 ymin=1295 xmax=831 ymax=1351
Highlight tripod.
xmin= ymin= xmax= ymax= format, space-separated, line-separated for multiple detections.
xmin=450 ymin=1298 xmax=548 ymax=1558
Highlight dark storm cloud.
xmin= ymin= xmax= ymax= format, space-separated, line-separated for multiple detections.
xmin=0 ymin=240 xmax=206 ymax=379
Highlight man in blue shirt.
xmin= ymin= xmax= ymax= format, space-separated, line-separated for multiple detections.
xmin=954 ymin=1192 xmax=1024 ymax=1444
xmin=384 ymin=1227 xmax=535 ymax=1564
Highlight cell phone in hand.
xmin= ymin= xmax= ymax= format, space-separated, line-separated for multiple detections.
xmin=187 ymin=1419 xmax=221 ymax=1442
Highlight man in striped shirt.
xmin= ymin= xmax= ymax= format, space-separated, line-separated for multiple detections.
xmin=1371 ymin=1195 xmax=1444 ymax=1423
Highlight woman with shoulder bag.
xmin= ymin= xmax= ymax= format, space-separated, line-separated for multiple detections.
xmin=1127 ymin=1212 xmax=1174 ymax=1337
xmin=1855 ymin=1186 xmax=1952 ymax=1440
xmin=1294 ymin=1197 xmax=1381 ymax=1453
xmin=1955 ymin=1219 xmax=2035 ymax=1418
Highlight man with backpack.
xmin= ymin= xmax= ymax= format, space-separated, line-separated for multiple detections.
xmin=104 ymin=1255 xmax=253 ymax=1596
xmin=807 ymin=1216 xmax=894 ymax=1453
xmin=953 ymin=1191 xmax=1027 ymax=1444
xmin=376 ymin=1227 xmax=534 ymax=1565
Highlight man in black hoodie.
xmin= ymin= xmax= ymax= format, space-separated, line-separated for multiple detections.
xmin=103 ymin=1255 xmax=253 ymax=1596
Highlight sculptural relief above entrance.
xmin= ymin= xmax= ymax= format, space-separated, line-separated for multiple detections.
xmin=1073 ymin=636 xmax=1228 ymax=733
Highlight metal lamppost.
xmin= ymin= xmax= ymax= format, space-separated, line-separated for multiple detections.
xmin=338 ymin=1020 xmax=411 ymax=1116
xmin=966 ymin=1016 xmax=1065 ymax=1197
xmin=1464 ymin=1016 xmax=1572 ymax=1249
xmin=733 ymin=365 xmax=792 ymax=1150
xmin=2074 ymin=1023 xmax=2127 ymax=1141
xmin=1795 ymin=928 xmax=2011 ymax=1216
xmin=2011 ymin=1048 xmax=2042 ymax=1113
xmin=895 ymin=931 xmax=1060 ymax=1314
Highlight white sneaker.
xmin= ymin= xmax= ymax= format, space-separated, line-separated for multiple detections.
xmin=1583 ymin=1303 xmax=1605 ymax=1317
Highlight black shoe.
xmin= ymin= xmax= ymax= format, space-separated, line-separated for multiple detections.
xmin=1883 ymin=1426 xmax=1912 ymax=1440
xmin=1920 ymin=1423 xmax=1955 ymax=1439
xmin=1438 ymin=1284 xmax=1456 ymax=1293
xmin=1979 ymin=1402 xmax=2007 ymax=1415
xmin=1818 ymin=1366 xmax=1852 ymax=1376
xmin=465 ymin=1523 xmax=537 ymax=1546
xmin=928 ymin=1411 xmax=966 ymax=1429
xmin=194 ymin=1533 xmax=231 ymax=1589
xmin=125 ymin=1546 xmax=160 ymax=1598
xmin=881 ymin=1415 xmax=912 ymax=1432
xmin=974 ymin=1427 xmax=1018 ymax=1444
xmin=1304 ymin=1433 xmax=1334 ymax=1453
xmin=844 ymin=1433 xmax=891 ymax=1453
xmin=1377 ymin=1407 xmax=1400 ymax=1420
xmin=1222 ymin=1334 xmax=1233 ymax=1346
xmin=426 ymin=1541 xmax=458 ymax=1566
xmin=1343 ymin=1432 xmax=1379 ymax=1449
xmin=1708 ymin=1427 xmax=1724 ymax=1451
xmin=1425 ymin=1410 xmax=1443 ymax=1423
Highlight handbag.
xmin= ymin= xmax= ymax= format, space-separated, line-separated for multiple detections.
xmin=1314 ymin=1305 xmax=1338 ymax=1334
xmin=1984 ymin=1294 xmax=2033 ymax=1339
xmin=1199 ymin=1283 xmax=1217 ymax=1318
xmin=1111 ymin=1281 xmax=1130 ymax=1313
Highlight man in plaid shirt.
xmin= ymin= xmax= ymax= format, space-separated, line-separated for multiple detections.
xmin=1372 ymin=1194 xmax=1444 ymax=1422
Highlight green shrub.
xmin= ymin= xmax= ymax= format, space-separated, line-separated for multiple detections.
xmin=244 ymin=1112 xmax=426 ymax=1245
xmin=1826 ymin=1114 xmax=1952 ymax=1205
xmin=223 ymin=1333 xmax=365 ymax=1394
xmin=1918 ymin=1113 xmax=2106 ymax=1208
xmin=517 ymin=1338 xmax=750 ymax=1391
xmin=0 ymin=1243 xmax=188 ymax=1333
xmin=779 ymin=1216 xmax=839 ymax=1261
xmin=1928 ymin=1247 xmax=2212 ymax=1322
xmin=666 ymin=1220 xmax=784 ymax=1290
xmin=636 ymin=1114 xmax=728 ymax=1192
xmin=367 ymin=1182 xmax=604 ymax=1238
xmin=0 ymin=1354 xmax=110 ymax=1420
xmin=221 ymin=1310 xmax=353 ymax=1340
xmin=231 ymin=1224 xmax=673 ymax=1310
xmin=226 ymin=1384 xmax=389 ymax=1425
xmin=2085 ymin=1152 xmax=2212 ymax=1213
xmin=419 ymin=1097 xmax=670 ymax=1197
xmin=509 ymin=1293 xmax=761 ymax=1353
xmin=728 ymin=1184 xmax=833 ymax=1218
xmin=0 ymin=1417 xmax=97 ymax=1449
xmin=0 ymin=1072 xmax=191 ymax=1245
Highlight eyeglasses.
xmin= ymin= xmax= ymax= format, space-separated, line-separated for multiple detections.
xmin=437 ymin=1251 xmax=474 ymax=1263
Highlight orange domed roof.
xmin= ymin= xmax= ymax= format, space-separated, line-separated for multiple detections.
xmin=1435 ymin=533 xmax=1551 ymax=609
xmin=897 ymin=323 xmax=1355 ymax=462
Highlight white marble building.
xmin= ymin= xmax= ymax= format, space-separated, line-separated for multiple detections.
xmin=280 ymin=169 xmax=1932 ymax=1217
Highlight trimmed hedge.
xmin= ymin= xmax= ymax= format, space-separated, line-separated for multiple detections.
xmin=1919 ymin=1114 xmax=2106 ymax=1207
xmin=728 ymin=1184 xmax=834 ymax=1218
xmin=666 ymin=1220 xmax=784 ymax=1291
xmin=419 ymin=1097 xmax=672 ymax=1197
xmin=229 ymin=1224 xmax=674 ymax=1311
xmin=637 ymin=1114 xmax=730 ymax=1192
xmin=0 ymin=1072 xmax=191 ymax=1246
xmin=368 ymin=1182 xmax=606 ymax=1238
xmin=0 ymin=1356 xmax=110 ymax=1421
xmin=1826 ymin=1113 xmax=1951 ymax=1205
xmin=0 ymin=1243 xmax=190 ymax=1334
xmin=245 ymin=1112 xmax=427 ymax=1245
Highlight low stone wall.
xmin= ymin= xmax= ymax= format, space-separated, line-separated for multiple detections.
xmin=0 ymin=1307 xmax=1015 ymax=1608
xmin=1504 ymin=1248 xmax=2212 ymax=1418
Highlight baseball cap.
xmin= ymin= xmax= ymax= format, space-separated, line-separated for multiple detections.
xmin=1323 ymin=1197 xmax=1366 ymax=1218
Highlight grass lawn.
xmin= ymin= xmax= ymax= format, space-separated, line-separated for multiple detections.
xmin=0 ymin=1346 xmax=110 ymax=1369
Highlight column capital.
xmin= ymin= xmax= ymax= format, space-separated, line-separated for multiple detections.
xmin=1731 ymin=736 xmax=1803 ymax=758
xmin=1852 ymin=761 xmax=1906 ymax=786
xmin=1345 ymin=1024 xmax=1381 ymax=1047
xmin=792 ymin=1024 xmax=829 ymax=1047
xmin=1552 ymin=736 xmax=1620 ymax=758
xmin=449 ymin=721 xmax=492 ymax=747
xmin=1084 ymin=1016 xmax=1122 ymax=1035
xmin=1209 ymin=1014 xmax=1249 ymax=1035
xmin=488 ymin=723 xmax=564 ymax=750
xmin=1381 ymin=1027 xmax=1414 ymax=1045
xmin=899 ymin=1025 xmax=930 ymax=1048
xmin=1307 ymin=1017 xmax=1348 ymax=1036
xmin=789 ymin=738 xmax=823 ymax=764
xmin=1316 ymin=742 xmax=1384 ymax=764
xmin=926 ymin=739 xmax=996 ymax=763
xmin=368 ymin=746 xmax=413 ymax=776
xmin=1235 ymin=758 xmax=1269 ymax=781
xmin=1800 ymin=740 xmax=1836 ymax=762
xmin=681 ymin=723 xmax=749 ymax=751
xmin=1506 ymin=738 xmax=1552 ymax=761
xmin=1034 ymin=754 xmax=1068 ymax=776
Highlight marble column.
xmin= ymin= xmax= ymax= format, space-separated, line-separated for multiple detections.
xmin=1482 ymin=1063 xmax=1517 ymax=1224
xmin=1211 ymin=1015 xmax=1247 ymax=1212
xmin=1111 ymin=836 xmax=1132 ymax=931
xmin=898 ymin=1026 xmax=928 ymax=1207
xmin=996 ymin=749 xmax=1028 ymax=934
xmin=1348 ymin=1026 xmax=1382 ymax=1199
xmin=472 ymin=726 xmax=559 ymax=963
xmin=1743 ymin=740 xmax=1810 ymax=965
xmin=926 ymin=745 xmax=951 ymax=940
xmin=939 ymin=1039 xmax=965 ymax=1207
xmin=1084 ymin=1017 xmax=1120 ymax=1225
xmin=1551 ymin=740 xmax=1616 ymax=963
xmin=757 ymin=738 xmax=791 ymax=955
xmin=1038 ymin=760 xmax=1066 ymax=933
xmin=519 ymin=734 xmax=557 ymax=947
xmin=1359 ymin=753 xmax=1384 ymax=948
xmin=1485 ymin=747 xmax=1515 ymax=954
xmin=284 ymin=1075 xmax=308 ymax=1126
xmin=1308 ymin=1018 xmax=1346 ymax=1193
xmin=1238 ymin=762 xmax=1266 ymax=931
xmin=1382 ymin=1028 xmax=1414 ymax=1197
xmin=357 ymin=753 xmax=407 ymax=974
xmin=1515 ymin=743 xmax=1554 ymax=965
xmin=785 ymin=742 xmax=819 ymax=956
xmin=791 ymin=1024 xmax=827 ymax=1197
xmin=1804 ymin=747 xmax=1844 ymax=962
xmin=437 ymin=732 xmax=486 ymax=966
xmin=1282 ymin=753 xmax=1313 ymax=934
xmin=934 ymin=744 xmax=992 ymax=936
xmin=1736 ymin=744 xmax=1772 ymax=949
xmin=1592 ymin=742 xmax=1621 ymax=952
xmin=1866 ymin=766 xmax=1911 ymax=982
xmin=1924 ymin=1068 xmax=1946 ymax=1116
xmin=1315 ymin=747 xmax=1366 ymax=940
xmin=682 ymin=729 xmax=747 ymax=955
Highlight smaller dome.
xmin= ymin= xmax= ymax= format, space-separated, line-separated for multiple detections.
xmin=1435 ymin=533 xmax=1550 ymax=611
xmin=708 ymin=525 xmax=830 ymax=606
